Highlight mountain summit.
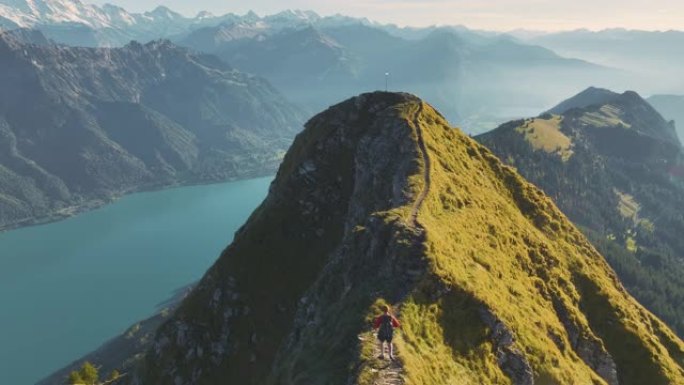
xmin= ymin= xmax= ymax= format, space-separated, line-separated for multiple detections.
xmin=547 ymin=87 xmax=679 ymax=145
xmin=546 ymin=87 xmax=621 ymax=115
xmin=101 ymin=92 xmax=684 ymax=385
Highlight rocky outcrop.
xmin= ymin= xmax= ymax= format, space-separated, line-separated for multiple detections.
xmin=479 ymin=307 xmax=535 ymax=385
xmin=552 ymin=297 xmax=619 ymax=385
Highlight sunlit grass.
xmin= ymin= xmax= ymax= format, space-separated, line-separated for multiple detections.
xmin=515 ymin=115 xmax=574 ymax=161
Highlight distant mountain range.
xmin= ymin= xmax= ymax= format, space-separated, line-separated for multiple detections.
xmin=0 ymin=0 xmax=372 ymax=46
xmin=478 ymin=87 xmax=684 ymax=335
xmin=1 ymin=0 xmax=636 ymax=131
xmin=0 ymin=30 xmax=304 ymax=230
xmin=177 ymin=21 xmax=620 ymax=130
xmin=515 ymin=29 xmax=684 ymax=96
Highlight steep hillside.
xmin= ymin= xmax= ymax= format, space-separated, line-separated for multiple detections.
xmin=79 ymin=92 xmax=684 ymax=385
xmin=0 ymin=31 xmax=305 ymax=230
xmin=478 ymin=88 xmax=684 ymax=335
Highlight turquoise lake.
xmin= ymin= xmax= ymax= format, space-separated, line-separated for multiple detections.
xmin=0 ymin=177 xmax=272 ymax=385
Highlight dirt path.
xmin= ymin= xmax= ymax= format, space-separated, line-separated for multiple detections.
xmin=370 ymin=102 xmax=432 ymax=385
xmin=371 ymin=342 xmax=404 ymax=385
xmin=409 ymin=102 xmax=431 ymax=227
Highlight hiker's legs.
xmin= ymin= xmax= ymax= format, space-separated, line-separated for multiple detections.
xmin=389 ymin=341 xmax=394 ymax=359
xmin=379 ymin=340 xmax=386 ymax=358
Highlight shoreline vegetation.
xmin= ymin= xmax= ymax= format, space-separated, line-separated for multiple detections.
xmin=0 ymin=170 xmax=276 ymax=234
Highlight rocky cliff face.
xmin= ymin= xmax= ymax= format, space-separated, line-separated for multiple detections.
xmin=103 ymin=92 xmax=684 ymax=385
xmin=0 ymin=31 xmax=305 ymax=230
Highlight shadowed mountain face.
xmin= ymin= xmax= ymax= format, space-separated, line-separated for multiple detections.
xmin=179 ymin=24 xmax=620 ymax=132
xmin=0 ymin=31 xmax=305 ymax=230
xmin=71 ymin=92 xmax=684 ymax=385
xmin=478 ymin=88 xmax=684 ymax=336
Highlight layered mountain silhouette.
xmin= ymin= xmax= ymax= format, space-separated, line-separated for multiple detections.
xmin=0 ymin=1 xmax=368 ymax=46
xmin=62 ymin=92 xmax=684 ymax=385
xmin=0 ymin=30 xmax=304 ymax=230
xmin=1 ymin=1 xmax=632 ymax=131
xmin=648 ymin=94 xmax=684 ymax=143
xmin=180 ymin=23 xmax=618 ymax=130
xmin=478 ymin=87 xmax=684 ymax=335
xmin=518 ymin=29 xmax=684 ymax=95
xmin=0 ymin=0 xmax=238 ymax=46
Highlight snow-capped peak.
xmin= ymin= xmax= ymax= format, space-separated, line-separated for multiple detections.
xmin=145 ymin=5 xmax=182 ymax=21
xmin=269 ymin=9 xmax=321 ymax=21
xmin=0 ymin=1 xmax=380 ymax=47
xmin=0 ymin=0 xmax=122 ymax=28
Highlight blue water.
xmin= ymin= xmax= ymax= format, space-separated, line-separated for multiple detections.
xmin=0 ymin=177 xmax=272 ymax=385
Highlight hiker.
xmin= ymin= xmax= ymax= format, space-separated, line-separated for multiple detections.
xmin=373 ymin=304 xmax=401 ymax=360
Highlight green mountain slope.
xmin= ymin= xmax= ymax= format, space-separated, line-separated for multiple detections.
xmin=92 ymin=92 xmax=684 ymax=385
xmin=0 ymin=31 xmax=305 ymax=231
xmin=477 ymin=88 xmax=684 ymax=336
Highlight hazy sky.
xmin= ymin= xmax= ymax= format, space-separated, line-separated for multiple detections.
xmin=90 ymin=0 xmax=684 ymax=31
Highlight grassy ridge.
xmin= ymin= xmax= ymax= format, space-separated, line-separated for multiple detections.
xmin=394 ymin=101 xmax=684 ymax=384
xmin=130 ymin=94 xmax=684 ymax=385
xmin=477 ymin=91 xmax=684 ymax=336
xmin=515 ymin=116 xmax=574 ymax=161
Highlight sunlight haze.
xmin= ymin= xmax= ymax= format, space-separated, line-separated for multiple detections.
xmin=3 ymin=0 xmax=684 ymax=384
xmin=90 ymin=0 xmax=684 ymax=31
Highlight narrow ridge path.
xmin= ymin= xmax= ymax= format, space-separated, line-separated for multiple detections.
xmin=372 ymin=102 xmax=432 ymax=385
xmin=372 ymin=342 xmax=404 ymax=385
xmin=409 ymin=102 xmax=431 ymax=227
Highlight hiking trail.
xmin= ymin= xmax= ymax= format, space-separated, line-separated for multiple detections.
xmin=369 ymin=101 xmax=432 ymax=385
xmin=371 ymin=341 xmax=405 ymax=385
xmin=409 ymin=102 xmax=431 ymax=228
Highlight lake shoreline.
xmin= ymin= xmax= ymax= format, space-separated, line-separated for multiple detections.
xmin=36 ymin=283 xmax=196 ymax=385
xmin=0 ymin=176 xmax=274 ymax=385
xmin=0 ymin=169 xmax=276 ymax=234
